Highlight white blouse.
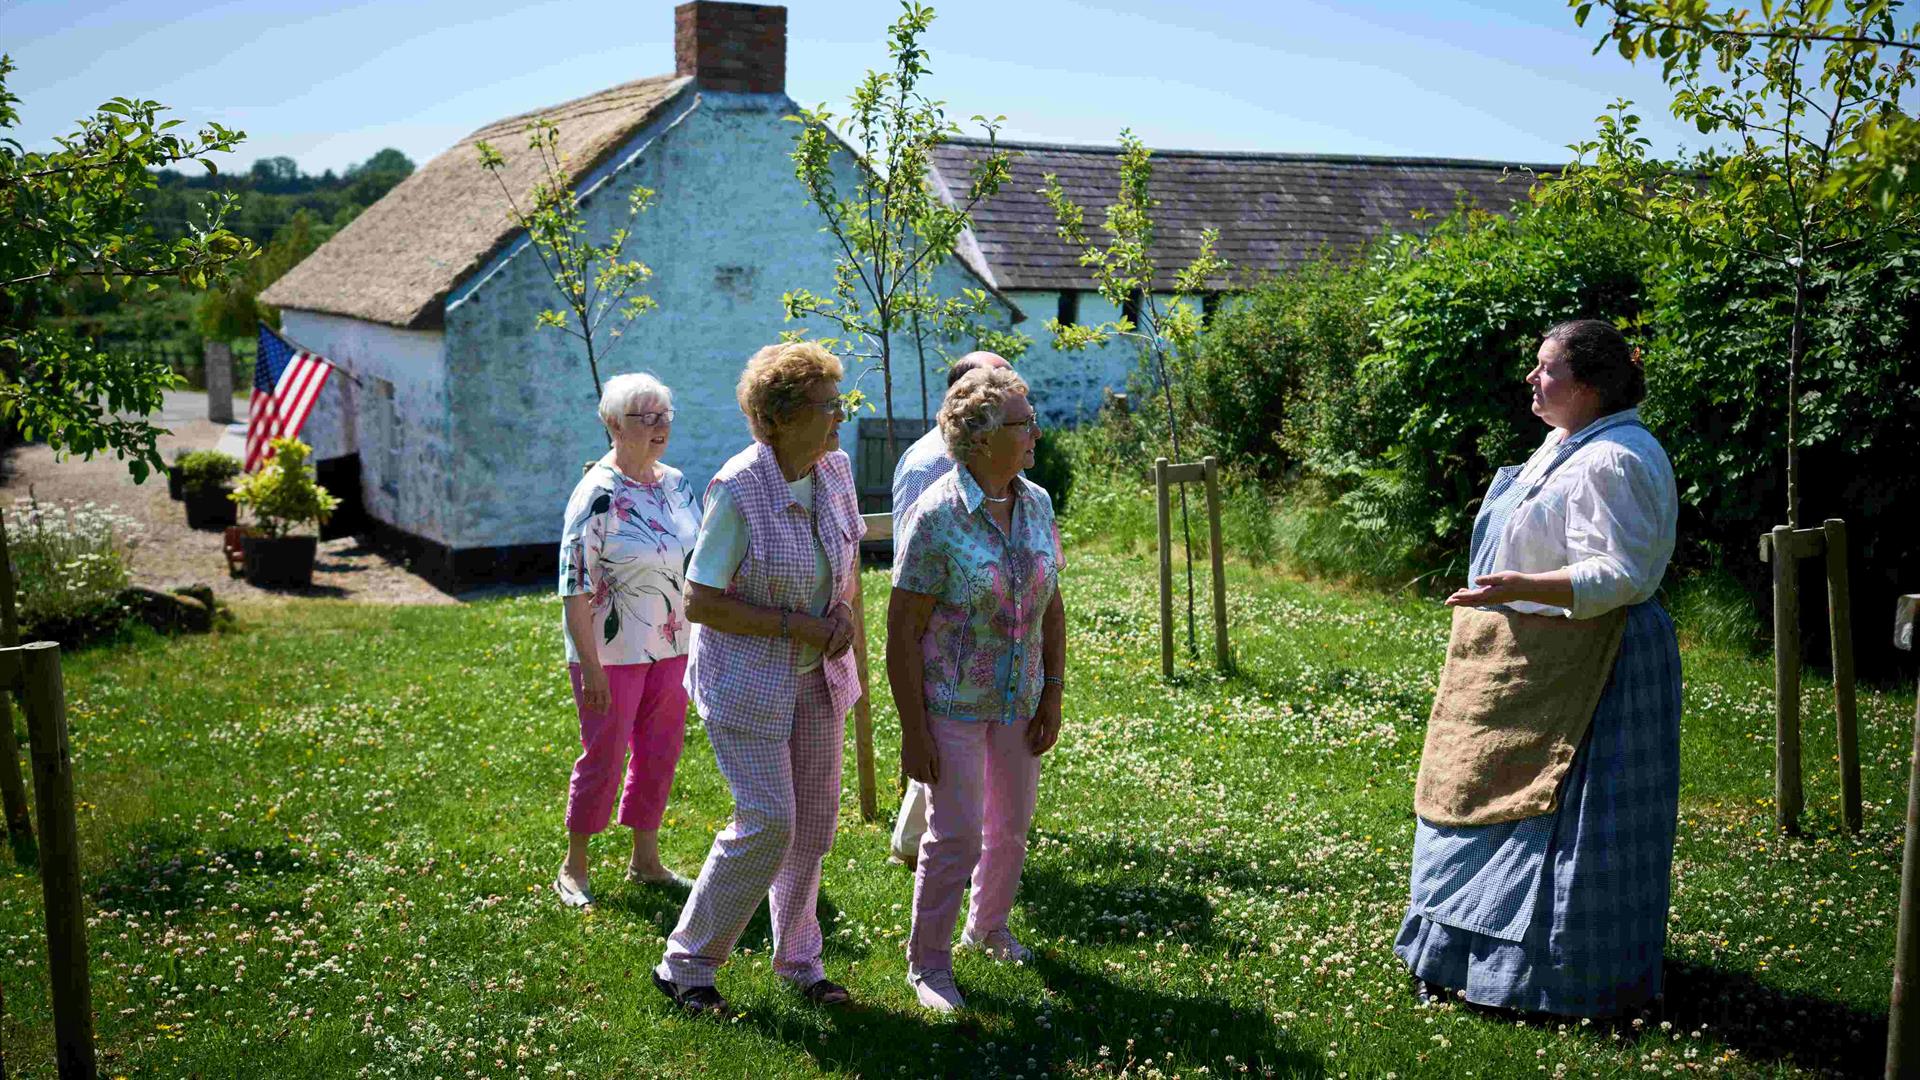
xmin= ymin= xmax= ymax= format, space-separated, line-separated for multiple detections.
xmin=558 ymin=455 xmax=702 ymax=665
xmin=1494 ymin=408 xmax=1678 ymax=620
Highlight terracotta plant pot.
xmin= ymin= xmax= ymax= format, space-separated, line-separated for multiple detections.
xmin=242 ymin=534 xmax=318 ymax=590
xmin=182 ymin=487 xmax=237 ymax=530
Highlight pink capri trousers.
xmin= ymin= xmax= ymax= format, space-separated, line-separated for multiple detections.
xmin=565 ymin=655 xmax=690 ymax=834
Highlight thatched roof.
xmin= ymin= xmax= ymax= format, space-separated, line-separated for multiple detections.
xmin=928 ymin=138 xmax=1555 ymax=292
xmin=263 ymin=75 xmax=693 ymax=330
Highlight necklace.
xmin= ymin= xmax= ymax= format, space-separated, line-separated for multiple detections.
xmin=981 ymin=491 xmax=1011 ymax=504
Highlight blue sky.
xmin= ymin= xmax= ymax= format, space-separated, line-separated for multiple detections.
xmin=1 ymin=0 xmax=1721 ymax=175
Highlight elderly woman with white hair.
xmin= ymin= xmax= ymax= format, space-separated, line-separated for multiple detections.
xmin=553 ymin=372 xmax=702 ymax=908
xmin=888 ymin=367 xmax=1066 ymax=1013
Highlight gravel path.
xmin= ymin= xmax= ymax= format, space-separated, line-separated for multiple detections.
xmin=2 ymin=391 xmax=459 ymax=606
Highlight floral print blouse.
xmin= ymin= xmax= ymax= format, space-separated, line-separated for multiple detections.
xmin=892 ymin=466 xmax=1064 ymax=725
xmin=558 ymin=454 xmax=701 ymax=665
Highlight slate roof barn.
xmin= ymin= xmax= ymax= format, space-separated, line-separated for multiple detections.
xmin=927 ymin=138 xmax=1552 ymax=418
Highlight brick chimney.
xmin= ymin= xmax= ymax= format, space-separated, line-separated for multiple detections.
xmin=675 ymin=2 xmax=786 ymax=95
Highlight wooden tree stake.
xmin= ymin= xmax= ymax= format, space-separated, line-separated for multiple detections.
xmin=1155 ymin=457 xmax=1231 ymax=678
xmin=1203 ymin=457 xmax=1229 ymax=672
xmin=0 ymin=517 xmax=36 ymax=856
xmin=1825 ymin=519 xmax=1861 ymax=832
xmin=1770 ymin=524 xmax=1805 ymax=834
xmin=1155 ymin=458 xmax=1174 ymax=679
xmin=3 ymin=642 xmax=95 ymax=1079
xmin=849 ymin=584 xmax=878 ymax=823
xmin=1885 ymin=594 xmax=1920 ymax=1079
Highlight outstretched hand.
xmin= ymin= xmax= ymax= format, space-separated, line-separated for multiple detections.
xmin=1445 ymin=572 xmax=1531 ymax=608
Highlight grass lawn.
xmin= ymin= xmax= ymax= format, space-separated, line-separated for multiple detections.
xmin=0 ymin=540 xmax=1912 ymax=1078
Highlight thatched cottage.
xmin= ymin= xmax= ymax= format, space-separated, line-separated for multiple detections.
xmin=264 ymin=0 xmax=1541 ymax=586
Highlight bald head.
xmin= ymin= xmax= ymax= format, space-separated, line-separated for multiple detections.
xmin=946 ymin=351 xmax=1012 ymax=389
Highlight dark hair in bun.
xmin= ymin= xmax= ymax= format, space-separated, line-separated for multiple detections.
xmin=1542 ymin=319 xmax=1645 ymax=413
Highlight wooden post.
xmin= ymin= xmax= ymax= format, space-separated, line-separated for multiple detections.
xmin=1202 ymin=457 xmax=1229 ymax=673
xmin=5 ymin=642 xmax=96 ymax=1079
xmin=1771 ymin=524 xmax=1804 ymax=834
xmin=0 ymin=517 xmax=34 ymax=857
xmin=1886 ymin=594 xmax=1920 ymax=1079
xmin=1154 ymin=458 xmax=1173 ymax=680
xmin=1825 ymin=519 xmax=1861 ymax=833
xmin=204 ymin=339 xmax=235 ymax=424
xmin=849 ymin=586 xmax=877 ymax=822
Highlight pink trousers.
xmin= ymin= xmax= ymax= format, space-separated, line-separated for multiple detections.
xmin=657 ymin=670 xmax=843 ymax=988
xmin=907 ymin=715 xmax=1042 ymax=971
xmin=565 ymin=655 xmax=690 ymax=835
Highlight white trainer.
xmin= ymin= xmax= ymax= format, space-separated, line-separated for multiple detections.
xmin=908 ymin=967 xmax=966 ymax=1013
xmin=960 ymin=927 xmax=1032 ymax=963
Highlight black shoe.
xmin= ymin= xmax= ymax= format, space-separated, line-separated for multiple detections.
xmin=1410 ymin=976 xmax=1447 ymax=1005
xmin=652 ymin=971 xmax=730 ymax=1017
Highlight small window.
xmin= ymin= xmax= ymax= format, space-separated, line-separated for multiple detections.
xmin=1056 ymin=289 xmax=1080 ymax=327
xmin=1121 ymin=288 xmax=1143 ymax=327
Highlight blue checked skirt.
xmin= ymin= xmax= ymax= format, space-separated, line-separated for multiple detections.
xmin=1395 ymin=600 xmax=1682 ymax=1017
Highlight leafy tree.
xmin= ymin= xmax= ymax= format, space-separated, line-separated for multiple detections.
xmin=0 ymin=53 xmax=253 ymax=481
xmin=783 ymin=1 xmax=1014 ymax=460
xmin=1549 ymin=0 xmax=1920 ymax=528
xmin=346 ymin=147 xmax=415 ymax=179
xmin=1040 ymin=130 xmax=1227 ymax=661
xmin=248 ymin=155 xmax=300 ymax=192
xmin=345 ymin=147 xmax=414 ymax=207
xmin=476 ymin=119 xmax=657 ymax=398
xmin=195 ymin=209 xmax=323 ymax=339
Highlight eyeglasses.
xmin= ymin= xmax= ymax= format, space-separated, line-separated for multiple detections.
xmin=625 ymin=410 xmax=676 ymax=427
xmin=1004 ymin=415 xmax=1043 ymax=435
xmin=803 ymin=399 xmax=848 ymax=420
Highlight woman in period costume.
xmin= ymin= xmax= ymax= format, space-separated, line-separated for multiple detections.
xmin=652 ymin=342 xmax=865 ymax=1015
xmin=1396 ymin=318 xmax=1682 ymax=1017
xmin=888 ymin=367 xmax=1067 ymax=1013
xmin=554 ymin=373 xmax=702 ymax=908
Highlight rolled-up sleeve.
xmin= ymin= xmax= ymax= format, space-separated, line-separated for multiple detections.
xmin=1563 ymin=446 xmax=1674 ymax=619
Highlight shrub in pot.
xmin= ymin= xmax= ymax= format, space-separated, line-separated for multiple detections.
xmin=230 ymin=437 xmax=338 ymax=589
xmin=166 ymin=447 xmax=188 ymax=500
xmin=179 ymin=450 xmax=242 ymax=529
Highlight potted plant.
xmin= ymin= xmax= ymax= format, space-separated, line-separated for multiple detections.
xmin=230 ymin=437 xmax=338 ymax=589
xmin=166 ymin=447 xmax=188 ymax=500
xmin=178 ymin=449 xmax=242 ymax=529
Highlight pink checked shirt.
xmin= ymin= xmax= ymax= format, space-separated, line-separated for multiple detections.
xmin=684 ymin=442 xmax=866 ymax=739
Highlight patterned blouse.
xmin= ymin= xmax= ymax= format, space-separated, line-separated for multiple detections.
xmin=892 ymin=465 xmax=1064 ymax=725
xmin=558 ymin=454 xmax=701 ymax=665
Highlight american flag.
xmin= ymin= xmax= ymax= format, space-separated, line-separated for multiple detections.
xmin=246 ymin=324 xmax=335 ymax=471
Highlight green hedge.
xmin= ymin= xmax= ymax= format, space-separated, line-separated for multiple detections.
xmin=1186 ymin=198 xmax=1919 ymax=674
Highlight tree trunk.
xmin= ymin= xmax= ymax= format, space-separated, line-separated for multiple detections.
xmin=913 ymin=308 xmax=930 ymax=426
xmin=881 ymin=331 xmax=898 ymax=468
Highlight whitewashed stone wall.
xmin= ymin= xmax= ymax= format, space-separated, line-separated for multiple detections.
xmin=1002 ymin=289 xmax=1201 ymax=424
xmin=276 ymin=309 xmax=451 ymax=544
xmin=283 ymin=91 xmax=1025 ymax=555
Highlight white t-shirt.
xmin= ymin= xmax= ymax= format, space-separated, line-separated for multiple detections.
xmin=687 ymin=472 xmax=835 ymax=672
xmin=1494 ymin=408 xmax=1679 ymax=620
